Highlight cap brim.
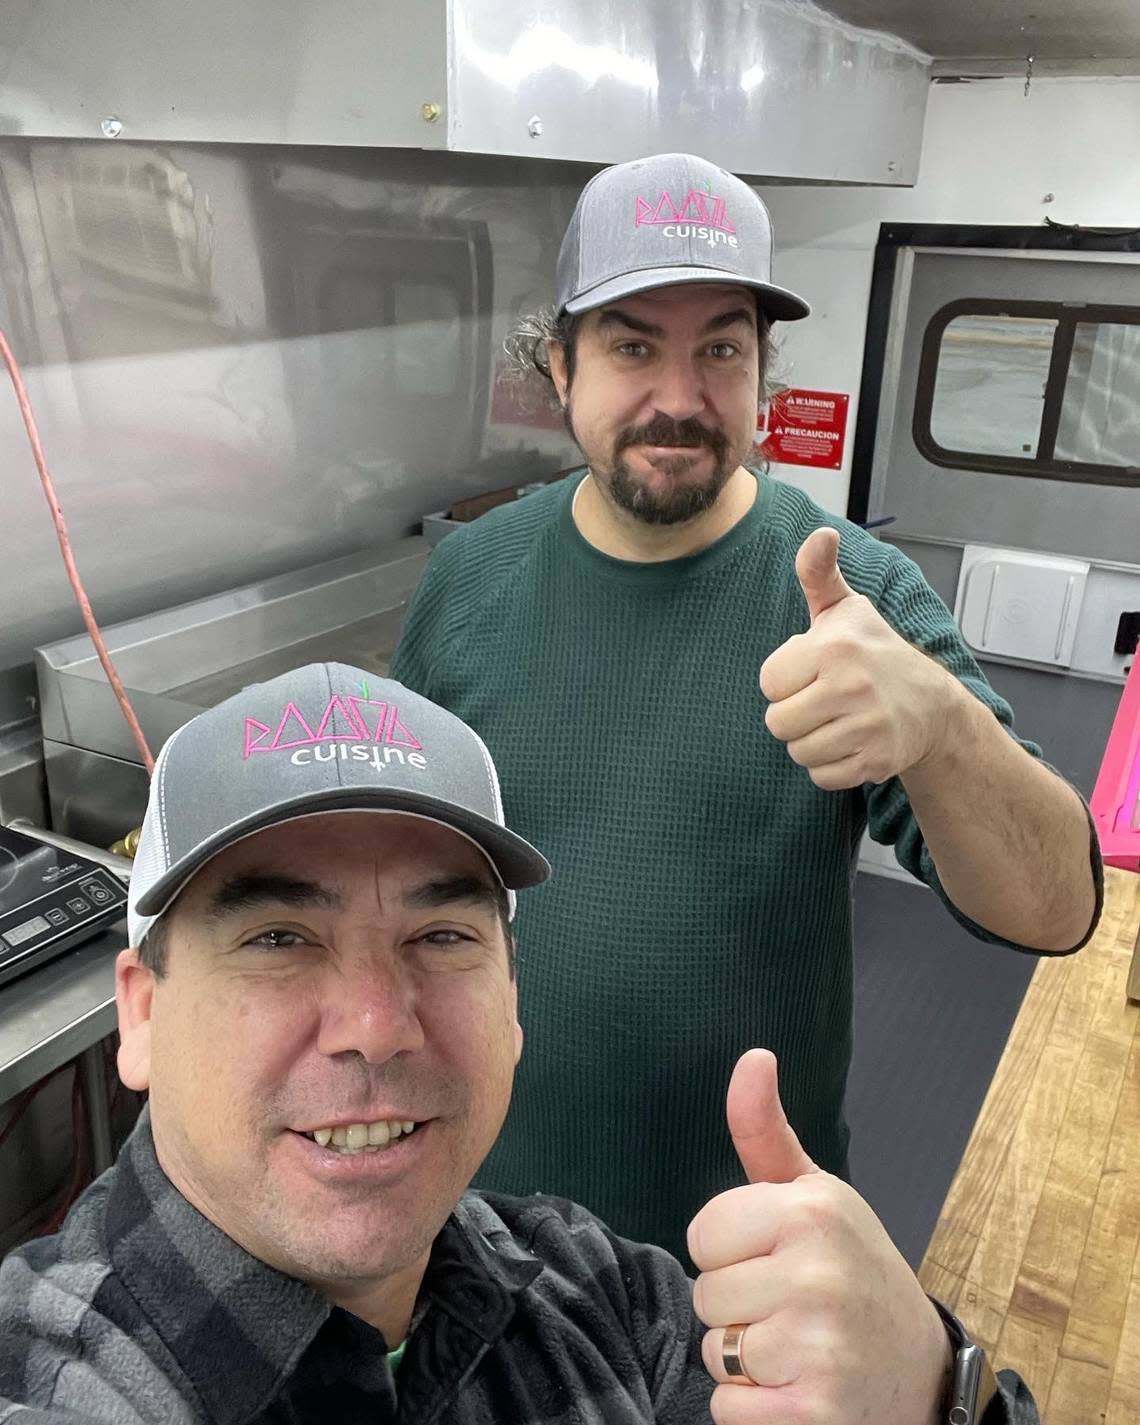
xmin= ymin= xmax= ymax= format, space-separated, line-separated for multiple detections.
xmin=564 ymin=266 xmax=810 ymax=322
xmin=132 ymin=786 xmax=551 ymax=920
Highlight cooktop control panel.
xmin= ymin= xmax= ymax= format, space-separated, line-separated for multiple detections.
xmin=0 ymin=824 xmax=128 ymax=987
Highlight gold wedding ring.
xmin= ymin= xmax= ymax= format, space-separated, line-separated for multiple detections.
xmin=721 ymin=1324 xmax=756 ymax=1384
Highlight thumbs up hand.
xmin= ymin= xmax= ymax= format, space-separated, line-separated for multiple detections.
xmin=795 ymin=525 xmax=859 ymax=624
xmin=687 ymin=1051 xmax=952 ymax=1425
xmin=759 ymin=528 xmax=955 ymax=791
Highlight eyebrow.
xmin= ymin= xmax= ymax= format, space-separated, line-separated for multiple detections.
xmin=596 ymin=305 xmax=755 ymax=338
xmin=401 ymin=876 xmax=502 ymax=914
xmin=202 ymin=871 xmax=501 ymax=924
xmin=204 ymin=874 xmax=342 ymax=921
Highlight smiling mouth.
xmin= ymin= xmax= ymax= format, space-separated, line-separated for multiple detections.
xmin=299 ymin=1118 xmax=421 ymax=1156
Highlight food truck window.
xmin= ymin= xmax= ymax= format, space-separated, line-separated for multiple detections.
xmin=927 ymin=313 xmax=1058 ymax=460
xmin=914 ymin=298 xmax=1140 ymax=485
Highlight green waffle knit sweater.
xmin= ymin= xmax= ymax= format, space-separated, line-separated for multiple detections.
xmin=391 ymin=471 xmax=1041 ymax=1265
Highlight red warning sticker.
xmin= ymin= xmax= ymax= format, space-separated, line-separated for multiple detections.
xmin=756 ymin=388 xmax=849 ymax=470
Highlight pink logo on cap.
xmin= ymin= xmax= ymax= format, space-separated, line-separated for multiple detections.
xmin=243 ymin=695 xmax=422 ymax=758
xmin=635 ymin=188 xmax=735 ymax=234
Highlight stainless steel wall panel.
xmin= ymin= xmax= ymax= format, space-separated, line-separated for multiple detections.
xmin=0 ymin=140 xmax=584 ymax=721
xmin=0 ymin=727 xmax=45 ymax=827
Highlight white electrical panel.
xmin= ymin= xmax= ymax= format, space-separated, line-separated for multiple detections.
xmin=954 ymin=546 xmax=1090 ymax=668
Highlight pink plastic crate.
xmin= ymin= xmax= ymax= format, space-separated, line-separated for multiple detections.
xmin=1091 ymin=652 xmax=1140 ymax=872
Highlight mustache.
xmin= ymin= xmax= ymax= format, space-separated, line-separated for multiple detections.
xmin=273 ymin=1062 xmax=465 ymax=1125
xmin=616 ymin=415 xmax=727 ymax=452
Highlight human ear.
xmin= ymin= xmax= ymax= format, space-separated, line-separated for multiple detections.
xmin=115 ymin=948 xmax=155 ymax=1091
xmin=510 ymin=980 xmax=524 ymax=1066
xmin=548 ymin=341 xmax=570 ymax=406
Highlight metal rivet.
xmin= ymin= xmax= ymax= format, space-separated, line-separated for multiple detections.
xmin=421 ymin=102 xmax=442 ymax=123
xmin=527 ymin=114 xmax=543 ymax=138
xmin=100 ymin=116 xmax=122 ymax=138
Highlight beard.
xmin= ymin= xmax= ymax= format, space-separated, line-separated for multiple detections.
xmin=566 ymin=406 xmax=736 ymax=526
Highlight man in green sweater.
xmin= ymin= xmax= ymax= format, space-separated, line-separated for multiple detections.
xmin=390 ymin=152 xmax=1101 ymax=1265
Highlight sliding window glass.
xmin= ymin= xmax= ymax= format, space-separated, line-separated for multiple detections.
xmin=914 ymin=299 xmax=1140 ymax=486
xmin=1055 ymin=322 xmax=1140 ymax=468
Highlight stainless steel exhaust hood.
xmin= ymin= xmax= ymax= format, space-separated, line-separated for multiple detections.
xmin=1 ymin=0 xmax=930 ymax=184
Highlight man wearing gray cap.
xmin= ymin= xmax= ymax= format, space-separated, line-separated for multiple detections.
xmin=0 ymin=664 xmax=1035 ymax=1425
xmin=391 ymin=152 xmax=1101 ymax=1263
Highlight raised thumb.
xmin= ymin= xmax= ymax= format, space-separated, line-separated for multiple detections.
xmin=727 ymin=1049 xmax=817 ymax=1185
xmin=795 ymin=527 xmax=854 ymax=623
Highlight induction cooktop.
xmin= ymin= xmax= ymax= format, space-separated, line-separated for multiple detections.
xmin=0 ymin=824 xmax=128 ymax=988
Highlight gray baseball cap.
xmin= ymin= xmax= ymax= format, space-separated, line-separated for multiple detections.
xmin=127 ymin=663 xmax=550 ymax=945
xmin=556 ymin=152 xmax=809 ymax=322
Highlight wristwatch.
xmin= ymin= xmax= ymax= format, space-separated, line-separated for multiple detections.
xmin=929 ymin=1298 xmax=1000 ymax=1424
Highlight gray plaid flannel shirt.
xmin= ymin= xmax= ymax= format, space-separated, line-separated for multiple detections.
xmin=0 ymin=1112 xmax=1037 ymax=1423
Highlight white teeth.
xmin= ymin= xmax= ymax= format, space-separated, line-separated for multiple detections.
xmin=307 ymin=1118 xmax=417 ymax=1154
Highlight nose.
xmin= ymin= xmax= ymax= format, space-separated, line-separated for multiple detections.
xmin=316 ymin=954 xmax=426 ymax=1063
xmin=650 ymin=351 xmax=707 ymax=422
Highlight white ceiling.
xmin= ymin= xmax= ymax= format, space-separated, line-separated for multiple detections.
xmin=818 ymin=0 xmax=1140 ymax=76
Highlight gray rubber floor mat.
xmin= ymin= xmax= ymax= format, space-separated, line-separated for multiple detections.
xmin=846 ymin=872 xmax=1039 ymax=1268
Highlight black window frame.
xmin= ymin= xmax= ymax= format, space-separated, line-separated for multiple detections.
xmin=913 ymin=297 xmax=1140 ymax=487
